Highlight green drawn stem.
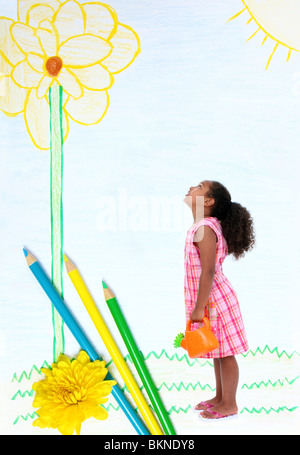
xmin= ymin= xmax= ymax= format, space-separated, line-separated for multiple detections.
xmin=49 ymin=81 xmax=65 ymax=362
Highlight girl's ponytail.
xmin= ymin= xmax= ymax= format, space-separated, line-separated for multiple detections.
xmin=207 ymin=181 xmax=256 ymax=260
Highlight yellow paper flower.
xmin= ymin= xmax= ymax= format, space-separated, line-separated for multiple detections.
xmin=32 ymin=350 xmax=116 ymax=435
xmin=0 ymin=0 xmax=141 ymax=149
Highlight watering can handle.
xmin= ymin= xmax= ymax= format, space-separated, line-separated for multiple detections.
xmin=187 ymin=317 xmax=211 ymax=331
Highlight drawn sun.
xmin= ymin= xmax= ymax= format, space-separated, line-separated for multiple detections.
xmin=227 ymin=0 xmax=300 ymax=69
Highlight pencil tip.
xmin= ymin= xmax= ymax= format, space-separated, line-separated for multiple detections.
xmin=63 ymin=254 xmax=69 ymax=263
xmin=102 ymin=280 xmax=108 ymax=289
xmin=23 ymin=248 xmax=28 ymax=257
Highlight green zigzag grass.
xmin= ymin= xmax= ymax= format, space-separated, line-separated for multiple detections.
xmin=107 ymin=351 xmax=214 ymax=368
xmin=11 ymin=390 xmax=35 ymax=400
xmin=124 ymin=376 xmax=299 ymax=393
xmin=241 ymin=376 xmax=300 ymax=390
xmin=102 ymin=404 xmax=300 ymax=416
xmin=13 ymin=412 xmax=39 ymax=425
xmin=134 ymin=347 xmax=300 ymax=361
xmin=241 ymin=346 xmax=300 ymax=359
xmin=11 ymin=346 xmax=300 ymax=383
xmin=11 ymin=375 xmax=300 ymax=401
xmin=107 ymin=346 xmax=300 ymax=368
xmin=240 ymin=406 xmax=299 ymax=415
xmin=11 ymin=354 xmax=213 ymax=383
xmin=13 ymin=405 xmax=298 ymax=424
xmin=11 ymin=361 xmax=51 ymax=383
xmin=11 ymin=346 xmax=300 ymax=425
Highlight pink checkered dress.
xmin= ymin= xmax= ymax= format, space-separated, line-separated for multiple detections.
xmin=184 ymin=216 xmax=248 ymax=358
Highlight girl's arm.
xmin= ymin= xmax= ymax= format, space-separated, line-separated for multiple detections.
xmin=190 ymin=225 xmax=216 ymax=323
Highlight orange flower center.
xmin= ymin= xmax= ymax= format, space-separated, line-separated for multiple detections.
xmin=46 ymin=56 xmax=63 ymax=77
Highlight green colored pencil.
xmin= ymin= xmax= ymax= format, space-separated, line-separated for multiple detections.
xmin=102 ymin=280 xmax=176 ymax=435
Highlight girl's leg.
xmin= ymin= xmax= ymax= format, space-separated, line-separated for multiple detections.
xmin=201 ymin=355 xmax=239 ymax=418
xmin=214 ymin=358 xmax=223 ymax=402
xmin=194 ymin=359 xmax=222 ymax=410
xmin=220 ymin=355 xmax=239 ymax=409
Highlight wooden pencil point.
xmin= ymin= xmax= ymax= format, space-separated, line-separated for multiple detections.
xmin=64 ymin=255 xmax=76 ymax=273
xmin=102 ymin=281 xmax=115 ymax=299
xmin=23 ymin=249 xmax=37 ymax=267
xmin=103 ymin=286 xmax=115 ymax=301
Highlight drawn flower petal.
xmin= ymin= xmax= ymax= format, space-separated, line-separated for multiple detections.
xmin=83 ymin=2 xmax=118 ymax=40
xmin=58 ymin=34 xmax=112 ymax=67
xmin=0 ymin=53 xmax=12 ymax=76
xmin=0 ymin=74 xmax=7 ymax=98
xmin=0 ymin=18 xmax=24 ymax=66
xmin=11 ymin=22 xmax=44 ymax=56
xmin=102 ymin=23 xmax=141 ymax=74
xmin=24 ymin=88 xmax=69 ymax=149
xmin=24 ymin=89 xmax=50 ymax=149
xmin=72 ymin=64 xmax=113 ymax=90
xmin=27 ymin=53 xmax=44 ymax=73
xmin=26 ymin=4 xmax=56 ymax=27
xmin=62 ymin=107 xmax=70 ymax=143
xmin=37 ymin=73 xmax=52 ymax=98
xmin=56 ymin=67 xmax=83 ymax=99
xmin=12 ymin=59 xmax=43 ymax=89
xmin=53 ymin=0 xmax=85 ymax=45
xmin=18 ymin=0 xmax=60 ymax=23
xmin=0 ymin=75 xmax=27 ymax=115
xmin=36 ymin=21 xmax=58 ymax=56
xmin=65 ymin=88 xmax=108 ymax=125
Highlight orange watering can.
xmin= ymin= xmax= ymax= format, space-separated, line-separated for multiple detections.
xmin=173 ymin=317 xmax=219 ymax=358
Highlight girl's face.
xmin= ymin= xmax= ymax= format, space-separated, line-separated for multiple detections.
xmin=185 ymin=181 xmax=208 ymax=198
xmin=184 ymin=180 xmax=215 ymax=216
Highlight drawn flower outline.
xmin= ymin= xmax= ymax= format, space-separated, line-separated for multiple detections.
xmin=0 ymin=0 xmax=141 ymax=149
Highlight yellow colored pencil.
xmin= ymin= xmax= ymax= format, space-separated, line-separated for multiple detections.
xmin=63 ymin=254 xmax=163 ymax=436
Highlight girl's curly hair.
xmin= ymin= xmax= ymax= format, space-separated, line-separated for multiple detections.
xmin=206 ymin=180 xmax=256 ymax=260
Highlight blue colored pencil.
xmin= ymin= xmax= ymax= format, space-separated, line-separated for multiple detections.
xmin=23 ymin=248 xmax=150 ymax=436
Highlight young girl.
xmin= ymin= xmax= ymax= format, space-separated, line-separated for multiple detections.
xmin=183 ymin=180 xmax=255 ymax=420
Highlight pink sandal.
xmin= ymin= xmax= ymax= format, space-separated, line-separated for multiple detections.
xmin=192 ymin=402 xmax=214 ymax=413
xmin=199 ymin=409 xmax=238 ymax=420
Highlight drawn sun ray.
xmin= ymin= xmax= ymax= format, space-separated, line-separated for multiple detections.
xmin=227 ymin=0 xmax=300 ymax=69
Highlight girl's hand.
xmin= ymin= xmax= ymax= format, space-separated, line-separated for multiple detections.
xmin=190 ymin=307 xmax=205 ymax=323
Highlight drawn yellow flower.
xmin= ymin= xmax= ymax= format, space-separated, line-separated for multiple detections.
xmin=228 ymin=0 xmax=300 ymax=69
xmin=0 ymin=1 xmax=140 ymax=361
xmin=32 ymin=350 xmax=116 ymax=435
xmin=0 ymin=0 xmax=141 ymax=149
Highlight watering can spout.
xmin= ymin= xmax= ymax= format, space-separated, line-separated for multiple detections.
xmin=181 ymin=337 xmax=187 ymax=350
xmin=173 ymin=332 xmax=186 ymax=350
xmin=173 ymin=317 xmax=219 ymax=358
